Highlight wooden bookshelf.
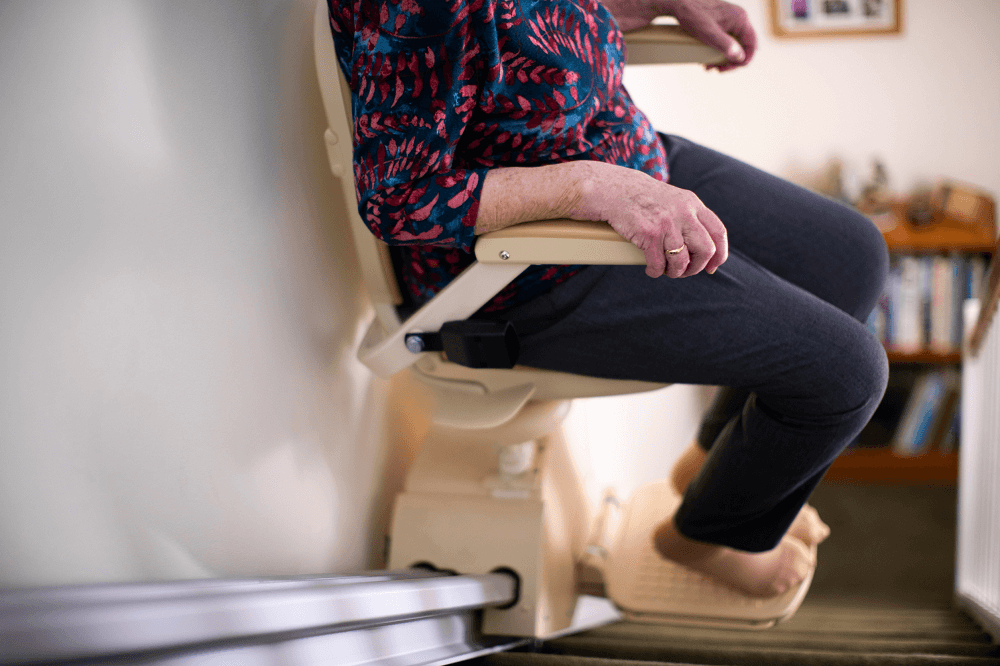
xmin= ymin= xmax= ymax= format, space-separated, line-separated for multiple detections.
xmin=875 ymin=200 xmax=994 ymax=365
xmin=874 ymin=202 xmax=996 ymax=254
xmin=835 ymin=199 xmax=994 ymax=485
xmin=826 ymin=448 xmax=958 ymax=486
xmin=885 ymin=350 xmax=962 ymax=364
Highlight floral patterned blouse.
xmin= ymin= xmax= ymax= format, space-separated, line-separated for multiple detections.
xmin=327 ymin=0 xmax=669 ymax=312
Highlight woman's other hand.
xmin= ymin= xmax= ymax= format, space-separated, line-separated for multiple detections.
xmin=603 ymin=0 xmax=756 ymax=72
xmin=662 ymin=0 xmax=757 ymax=71
xmin=571 ymin=162 xmax=728 ymax=279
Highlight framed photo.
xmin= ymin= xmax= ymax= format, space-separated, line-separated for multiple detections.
xmin=770 ymin=0 xmax=903 ymax=38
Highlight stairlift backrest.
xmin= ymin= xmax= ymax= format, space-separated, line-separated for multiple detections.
xmin=313 ymin=3 xmax=402 ymax=334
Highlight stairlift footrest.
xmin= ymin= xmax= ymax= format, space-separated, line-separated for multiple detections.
xmin=603 ymin=481 xmax=815 ymax=629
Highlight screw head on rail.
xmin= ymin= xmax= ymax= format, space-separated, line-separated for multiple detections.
xmin=500 ymin=251 xmax=510 ymax=260
xmin=404 ymin=334 xmax=425 ymax=354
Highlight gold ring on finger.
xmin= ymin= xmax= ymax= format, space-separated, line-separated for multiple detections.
xmin=667 ymin=244 xmax=686 ymax=255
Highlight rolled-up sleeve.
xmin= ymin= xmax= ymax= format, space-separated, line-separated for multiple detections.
xmin=336 ymin=2 xmax=490 ymax=253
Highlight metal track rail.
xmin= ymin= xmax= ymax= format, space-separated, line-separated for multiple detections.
xmin=0 ymin=570 xmax=527 ymax=665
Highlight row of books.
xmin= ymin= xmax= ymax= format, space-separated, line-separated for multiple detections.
xmin=890 ymin=369 xmax=960 ymax=457
xmin=866 ymin=254 xmax=988 ymax=353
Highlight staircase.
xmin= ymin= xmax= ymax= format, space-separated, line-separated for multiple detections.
xmin=477 ymin=600 xmax=999 ymax=665
xmin=473 ymin=482 xmax=1000 ymax=666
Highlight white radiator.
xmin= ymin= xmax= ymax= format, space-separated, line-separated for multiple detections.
xmin=957 ymin=295 xmax=1000 ymax=641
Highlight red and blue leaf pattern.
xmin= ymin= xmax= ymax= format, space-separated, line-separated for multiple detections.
xmin=328 ymin=0 xmax=668 ymax=311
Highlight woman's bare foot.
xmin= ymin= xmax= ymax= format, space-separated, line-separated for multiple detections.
xmin=669 ymin=441 xmax=831 ymax=547
xmin=653 ymin=518 xmax=815 ymax=598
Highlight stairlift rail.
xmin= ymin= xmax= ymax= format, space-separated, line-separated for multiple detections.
xmin=0 ymin=570 xmax=525 ymax=665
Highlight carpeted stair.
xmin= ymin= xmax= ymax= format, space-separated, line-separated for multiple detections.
xmin=476 ymin=600 xmax=999 ymax=665
xmin=470 ymin=483 xmax=999 ymax=666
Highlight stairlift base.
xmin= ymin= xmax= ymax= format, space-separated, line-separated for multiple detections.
xmin=389 ymin=490 xmax=577 ymax=637
xmin=387 ymin=399 xmax=589 ymax=638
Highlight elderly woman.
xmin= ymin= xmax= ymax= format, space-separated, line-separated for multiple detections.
xmin=327 ymin=0 xmax=888 ymax=598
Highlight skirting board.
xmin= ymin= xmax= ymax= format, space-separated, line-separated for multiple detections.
xmin=956 ymin=592 xmax=1000 ymax=644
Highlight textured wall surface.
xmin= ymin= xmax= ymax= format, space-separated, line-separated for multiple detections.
xmin=0 ymin=0 xmax=393 ymax=586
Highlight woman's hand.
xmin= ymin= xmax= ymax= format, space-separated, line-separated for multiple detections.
xmin=602 ymin=0 xmax=757 ymax=72
xmin=570 ymin=162 xmax=728 ymax=279
xmin=662 ymin=0 xmax=757 ymax=71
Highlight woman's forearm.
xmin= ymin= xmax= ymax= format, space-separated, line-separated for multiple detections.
xmin=475 ymin=162 xmax=600 ymax=235
xmin=476 ymin=160 xmax=729 ymax=280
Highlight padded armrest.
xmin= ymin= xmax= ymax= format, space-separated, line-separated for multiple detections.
xmin=624 ymin=24 xmax=725 ymax=66
xmin=475 ymin=219 xmax=645 ymax=265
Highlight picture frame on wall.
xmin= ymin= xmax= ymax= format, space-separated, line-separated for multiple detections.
xmin=770 ymin=0 xmax=903 ymax=37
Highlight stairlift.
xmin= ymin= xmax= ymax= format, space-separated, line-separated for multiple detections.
xmin=313 ymin=0 xmax=815 ymax=639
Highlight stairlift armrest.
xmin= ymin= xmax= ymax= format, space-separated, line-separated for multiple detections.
xmin=360 ymin=220 xmax=646 ymax=377
xmin=475 ymin=219 xmax=645 ymax=266
xmin=623 ymin=24 xmax=726 ymax=66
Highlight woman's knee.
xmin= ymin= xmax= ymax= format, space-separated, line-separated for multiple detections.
xmin=813 ymin=317 xmax=889 ymax=419
xmin=849 ymin=326 xmax=890 ymax=407
xmin=762 ymin=309 xmax=888 ymax=428
xmin=824 ymin=203 xmax=890 ymax=316
xmin=847 ymin=206 xmax=889 ymax=278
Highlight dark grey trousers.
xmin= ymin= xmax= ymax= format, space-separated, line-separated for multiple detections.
xmin=493 ymin=134 xmax=890 ymax=552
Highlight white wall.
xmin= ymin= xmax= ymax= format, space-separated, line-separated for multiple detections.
xmin=562 ymin=386 xmax=716 ymax=509
xmin=625 ymin=0 xmax=1000 ymax=199
xmin=0 ymin=0 xmax=397 ymax=586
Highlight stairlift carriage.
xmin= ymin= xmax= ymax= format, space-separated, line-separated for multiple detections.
xmin=313 ymin=0 xmax=815 ymax=638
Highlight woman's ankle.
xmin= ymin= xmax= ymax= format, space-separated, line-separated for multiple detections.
xmin=669 ymin=441 xmax=707 ymax=495
xmin=652 ymin=517 xmax=719 ymax=565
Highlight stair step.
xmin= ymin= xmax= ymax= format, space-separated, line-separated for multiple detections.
xmin=469 ymin=599 xmax=1000 ymax=666
xmin=478 ymin=648 xmax=1000 ymax=666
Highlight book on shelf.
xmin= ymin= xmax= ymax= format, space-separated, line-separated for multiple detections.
xmin=868 ymin=254 xmax=988 ymax=354
xmin=939 ymin=402 xmax=960 ymax=455
xmin=895 ymin=256 xmax=923 ymax=352
xmin=967 ymin=254 xmax=987 ymax=300
xmin=890 ymin=368 xmax=960 ymax=457
xmin=929 ymin=256 xmax=952 ymax=351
